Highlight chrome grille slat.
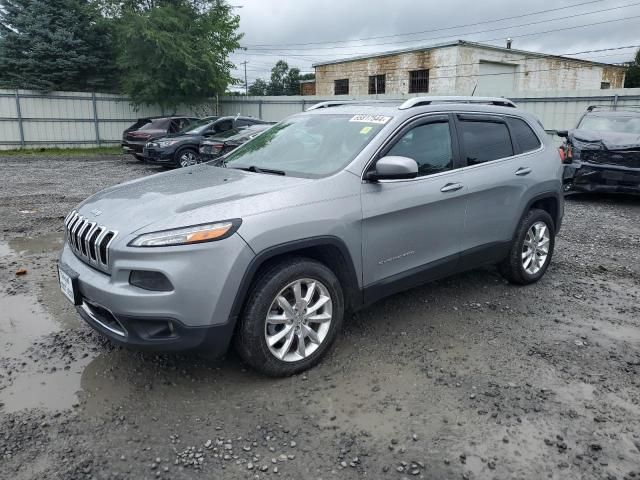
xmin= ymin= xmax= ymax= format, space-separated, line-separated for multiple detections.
xmin=64 ymin=210 xmax=117 ymax=274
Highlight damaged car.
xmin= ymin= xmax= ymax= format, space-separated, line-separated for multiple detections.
xmin=559 ymin=107 xmax=640 ymax=195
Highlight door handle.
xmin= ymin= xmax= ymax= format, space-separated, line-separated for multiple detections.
xmin=440 ymin=182 xmax=463 ymax=193
xmin=515 ymin=167 xmax=532 ymax=176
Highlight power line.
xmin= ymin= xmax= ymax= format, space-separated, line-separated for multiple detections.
xmin=242 ymin=3 xmax=640 ymax=54
xmin=238 ymin=14 xmax=640 ymax=62
xmin=241 ymin=0 xmax=603 ymax=48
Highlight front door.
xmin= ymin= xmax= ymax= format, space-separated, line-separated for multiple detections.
xmin=361 ymin=115 xmax=467 ymax=301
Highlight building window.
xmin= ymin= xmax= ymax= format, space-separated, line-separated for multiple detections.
xmin=409 ymin=70 xmax=429 ymax=93
xmin=334 ymin=79 xmax=349 ymax=95
xmin=368 ymin=74 xmax=386 ymax=94
xmin=600 ymin=82 xmax=611 ymax=89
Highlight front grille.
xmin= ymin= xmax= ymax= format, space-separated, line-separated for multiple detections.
xmin=580 ymin=150 xmax=640 ymax=169
xmin=64 ymin=210 xmax=117 ymax=273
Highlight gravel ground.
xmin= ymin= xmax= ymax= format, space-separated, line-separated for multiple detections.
xmin=1 ymin=154 xmax=639 ymax=480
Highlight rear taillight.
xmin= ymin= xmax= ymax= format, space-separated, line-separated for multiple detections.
xmin=558 ymin=144 xmax=573 ymax=164
xmin=211 ymin=143 xmax=224 ymax=153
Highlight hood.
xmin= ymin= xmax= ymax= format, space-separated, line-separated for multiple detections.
xmin=570 ymin=129 xmax=640 ymax=150
xmin=75 ymin=165 xmax=312 ymax=239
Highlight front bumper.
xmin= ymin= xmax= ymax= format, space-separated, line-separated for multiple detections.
xmin=143 ymin=146 xmax=177 ymax=165
xmin=122 ymin=141 xmax=146 ymax=155
xmin=564 ymin=161 xmax=640 ymax=194
xmin=76 ymin=300 xmax=236 ymax=352
xmin=59 ymin=234 xmax=255 ymax=354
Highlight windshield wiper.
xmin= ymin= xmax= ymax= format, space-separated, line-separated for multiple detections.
xmin=231 ymin=165 xmax=286 ymax=176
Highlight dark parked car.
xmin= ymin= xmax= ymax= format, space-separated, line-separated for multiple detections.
xmin=199 ymin=123 xmax=273 ymax=161
xmin=122 ymin=116 xmax=199 ymax=160
xmin=143 ymin=116 xmax=269 ymax=168
xmin=560 ymin=106 xmax=640 ymax=195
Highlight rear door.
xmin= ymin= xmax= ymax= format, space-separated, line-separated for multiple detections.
xmin=454 ymin=113 xmax=543 ymax=257
xmin=361 ymin=114 xmax=467 ymax=298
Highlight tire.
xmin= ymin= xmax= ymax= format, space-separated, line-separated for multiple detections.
xmin=498 ymin=208 xmax=555 ymax=285
xmin=234 ymin=257 xmax=344 ymax=376
xmin=175 ymin=148 xmax=200 ymax=168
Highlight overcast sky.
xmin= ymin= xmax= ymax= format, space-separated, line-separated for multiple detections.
xmin=228 ymin=0 xmax=640 ymax=90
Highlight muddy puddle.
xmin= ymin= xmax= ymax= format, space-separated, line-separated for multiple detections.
xmin=0 ymin=234 xmax=88 ymax=412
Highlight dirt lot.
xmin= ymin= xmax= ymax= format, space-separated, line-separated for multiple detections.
xmin=1 ymin=154 xmax=639 ymax=480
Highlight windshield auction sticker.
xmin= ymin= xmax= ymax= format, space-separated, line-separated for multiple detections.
xmin=349 ymin=114 xmax=392 ymax=124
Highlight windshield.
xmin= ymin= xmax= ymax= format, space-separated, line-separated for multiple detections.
xmin=181 ymin=119 xmax=214 ymax=135
xmin=220 ymin=114 xmax=389 ymax=177
xmin=579 ymin=115 xmax=640 ymax=134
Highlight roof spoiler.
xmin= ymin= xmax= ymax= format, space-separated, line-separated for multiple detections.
xmin=398 ymin=96 xmax=517 ymax=110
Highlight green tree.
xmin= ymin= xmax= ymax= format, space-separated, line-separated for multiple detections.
xmin=624 ymin=49 xmax=640 ymax=88
xmin=248 ymin=78 xmax=268 ymax=96
xmin=0 ymin=0 xmax=118 ymax=91
xmin=112 ymin=0 xmax=242 ymax=109
xmin=266 ymin=60 xmax=289 ymax=96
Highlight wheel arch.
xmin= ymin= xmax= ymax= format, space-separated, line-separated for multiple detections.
xmin=174 ymin=145 xmax=199 ymax=163
xmin=229 ymin=236 xmax=362 ymax=321
xmin=514 ymin=192 xmax=561 ymax=238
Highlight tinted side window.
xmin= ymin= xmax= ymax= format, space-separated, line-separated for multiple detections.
xmin=215 ymin=120 xmax=233 ymax=132
xmin=236 ymin=119 xmax=253 ymax=127
xmin=508 ymin=117 xmax=541 ymax=153
xmin=387 ymin=121 xmax=453 ymax=176
xmin=458 ymin=119 xmax=513 ymax=165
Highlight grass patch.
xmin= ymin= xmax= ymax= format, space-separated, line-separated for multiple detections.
xmin=0 ymin=146 xmax=122 ymax=157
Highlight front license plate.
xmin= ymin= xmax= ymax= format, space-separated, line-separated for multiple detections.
xmin=59 ymin=268 xmax=75 ymax=304
xmin=58 ymin=265 xmax=81 ymax=305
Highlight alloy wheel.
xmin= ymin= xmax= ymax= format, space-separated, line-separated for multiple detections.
xmin=264 ymin=278 xmax=333 ymax=362
xmin=179 ymin=151 xmax=199 ymax=167
xmin=522 ymin=221 xmax=550 ymax=275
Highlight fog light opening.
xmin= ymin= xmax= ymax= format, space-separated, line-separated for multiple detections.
xmin=129 ymin=270 xmax=173 ymax=292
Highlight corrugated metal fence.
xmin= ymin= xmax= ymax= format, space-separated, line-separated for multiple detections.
xmin=1 ymin=88 xmax=640 ymax=150
xmin=217 ymin=88 xmax=640 ymax=132
xmin=0 ymin=89 xmax=215 ymax=150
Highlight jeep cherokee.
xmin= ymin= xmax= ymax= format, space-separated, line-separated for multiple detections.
xmin=58 ymin=96 xmax=563 ymax=376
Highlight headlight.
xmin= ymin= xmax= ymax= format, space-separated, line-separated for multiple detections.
xmin=129 ymin=220 xmax=241 ymax=247
xmin=157 ymin=139 xmax=180 ymax=148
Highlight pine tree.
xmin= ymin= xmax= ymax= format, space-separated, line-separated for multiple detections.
xmin=0 ymin=0 xmax=118 ymax=91
xmin=624 ymin=49 xmax=640 ymax=88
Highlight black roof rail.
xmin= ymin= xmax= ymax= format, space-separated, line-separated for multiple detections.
xmin=587 ymin=104 xmax=640 ymax=112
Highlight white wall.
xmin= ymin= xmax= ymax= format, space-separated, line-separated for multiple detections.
xmin=2 ymin=88 xmax=640 ymax=150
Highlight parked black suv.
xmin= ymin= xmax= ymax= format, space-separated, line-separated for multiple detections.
xmin=199 ymin=123 xmax=273 ymax=161
xmin=122 ymin=116 xmax=199 ymax=160
xmin=560 ymin=106 xmax=640 ymax=195
xmin=143 ymin=116 xmax=269 ymax=168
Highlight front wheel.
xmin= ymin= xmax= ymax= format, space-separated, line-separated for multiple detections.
xmin=498 ymin=208 xmax=555 ymax=285
xmin=234 ymin=258 xmax=344 ymax=376
xmin=176 ymin=149 xmax=200 ymax=168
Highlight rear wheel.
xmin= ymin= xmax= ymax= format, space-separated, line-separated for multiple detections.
xmin=235 ymin=258 xmax=344 ymax=376
xmin=498 ymin=208 xmax=555 ymax=285
xmin=176 ymin=148 xmax=200 ymax=168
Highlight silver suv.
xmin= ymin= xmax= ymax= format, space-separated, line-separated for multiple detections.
xmin=58 ymin=96 xmax=563 ymax=376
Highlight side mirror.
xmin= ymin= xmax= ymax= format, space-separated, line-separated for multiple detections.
xmin=366 ymin=156 xmax=418 ymax=181
xmin=556 ymin=130 xmax=569 ymax=138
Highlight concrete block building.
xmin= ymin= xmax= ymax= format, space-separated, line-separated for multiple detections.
xmin=312 ymin=40 xmax=626 ymax=97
